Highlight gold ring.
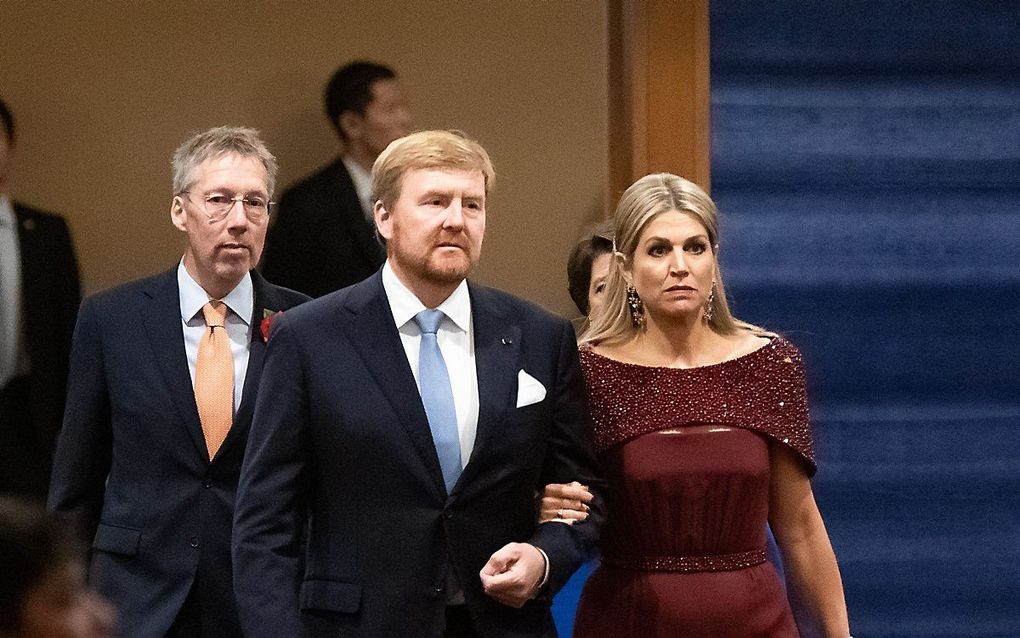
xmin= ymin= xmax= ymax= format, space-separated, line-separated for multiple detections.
xmin=557 ymin=509 xmax=564 ymax=518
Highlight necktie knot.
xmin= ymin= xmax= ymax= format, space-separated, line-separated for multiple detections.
xmin=414 ymin=309 xmax=444 ymax=335
xmin=202 ymin=300 xmax=228 ymax=329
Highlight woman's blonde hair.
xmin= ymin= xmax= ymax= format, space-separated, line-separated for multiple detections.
xmin=581 ymin=173 xmax=766 ymax=347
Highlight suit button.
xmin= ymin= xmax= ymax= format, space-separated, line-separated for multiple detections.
xmin=189 ymin=537 xmax=200 ymax=549
xmin=202 ymin=480 xmax=212 ymax=489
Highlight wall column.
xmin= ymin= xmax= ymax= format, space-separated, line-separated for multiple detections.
xmin=608 ymin=0 xmax=711 ymax=201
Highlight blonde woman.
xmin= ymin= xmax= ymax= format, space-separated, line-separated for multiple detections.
xmin=542 ymin=174 xmax=849 ymax=637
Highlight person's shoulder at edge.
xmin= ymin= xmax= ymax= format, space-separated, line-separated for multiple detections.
xmin=12 ymin=200 xmax=73 ymax=228
xmin=277 ymin=158 xmax=345 ymax=203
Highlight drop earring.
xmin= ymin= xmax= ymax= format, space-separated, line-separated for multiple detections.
xmin=627 ymin=285 xmax=645 ymax=327
xmin=703 ymin=280 xmax=716 ymax=323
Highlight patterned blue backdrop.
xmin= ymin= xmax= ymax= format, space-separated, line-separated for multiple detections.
xmin=552 ymin=2 xmax=1020 ymax=636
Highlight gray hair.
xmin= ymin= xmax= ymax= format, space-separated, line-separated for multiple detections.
xmin=171 ymin=126 xmax=278 ymax=197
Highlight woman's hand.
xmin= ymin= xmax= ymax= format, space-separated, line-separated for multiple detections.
xmin=539 ymin=481 xmax=593 ymax=524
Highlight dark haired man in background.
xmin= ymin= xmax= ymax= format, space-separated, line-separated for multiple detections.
xmin=261 ymin=61 xmax=412 ymax=297
xmin=0 ymin=97 xmax=81 ymax=502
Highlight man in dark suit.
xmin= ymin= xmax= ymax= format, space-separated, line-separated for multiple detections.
xmin=233 ymin=130 xmax=604 ymax=637
xmin=0 ymin=97 xmax=81 ymax=502
xmin=48 ymin=127 xmax=308 ymax=637
xmin=261 ymin=61 xmax=412 ymax=297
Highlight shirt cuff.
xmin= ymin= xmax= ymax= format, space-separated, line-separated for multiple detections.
xmin=535 ymin=546 xmax=550 ymax=589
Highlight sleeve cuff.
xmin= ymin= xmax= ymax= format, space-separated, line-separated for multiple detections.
xmin=536 ymin=546 xmax=550 ymax=589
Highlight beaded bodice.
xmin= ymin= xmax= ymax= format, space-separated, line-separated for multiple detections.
xmin=579 ymin=338 xmax=817 ymax=569
xmin=579 ymin=337 xmax=815 ymax=474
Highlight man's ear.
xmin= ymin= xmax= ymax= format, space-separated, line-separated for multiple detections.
xmin=170 ymin=196 xmax=188 ymax=232
xmin=339 ymin=111 xmax=363 ymax=142
xmin=374 ymin=200 xmax=392 ymax=241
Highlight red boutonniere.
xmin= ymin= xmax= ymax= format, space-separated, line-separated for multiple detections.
xmin=260 ymin=309 xmax=280 ymax=343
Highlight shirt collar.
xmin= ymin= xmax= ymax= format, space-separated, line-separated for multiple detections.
xmin=177 ymin=259 xmax=254 ymax=325
xmin=341 ymin=155 xmax=374 ymax=211
xmin=0 ymin=194 xmax=13 ymax=229
xmin=381 ymin=260 xmax=471 ymax=333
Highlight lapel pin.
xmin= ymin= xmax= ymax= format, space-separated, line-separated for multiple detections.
xmin=501 ymin=336 xmax=513 ymax=345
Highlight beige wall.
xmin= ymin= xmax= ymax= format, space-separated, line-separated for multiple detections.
xmin=1 ymin=1 xmax=608 ymax=316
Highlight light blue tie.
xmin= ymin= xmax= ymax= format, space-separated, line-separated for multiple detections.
xmin=414 ymin=309 xmax=462 ymax=493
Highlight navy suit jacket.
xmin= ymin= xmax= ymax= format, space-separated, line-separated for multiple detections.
xmin=261 ymin=159 xmax=385 ymax=298
xmin=233 ymin=272 xmax=604 ymax=638
xmin=48 ymin=267 xmax=308 ymax=638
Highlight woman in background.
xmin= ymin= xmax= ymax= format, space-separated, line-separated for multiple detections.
xmin=566 ymin=220 xmax=615 ymax=320
xmin=543 ymin=174 xmax=849 ymax=637
xmin=0 ymin=498 xmax=116 ymax=638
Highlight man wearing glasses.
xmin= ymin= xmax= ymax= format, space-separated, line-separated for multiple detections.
xmin=48 ymin=127 xmax=308 ymax=638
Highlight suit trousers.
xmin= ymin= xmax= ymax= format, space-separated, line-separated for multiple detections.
xmin=444 ymin=604 xmax=479 ymax=638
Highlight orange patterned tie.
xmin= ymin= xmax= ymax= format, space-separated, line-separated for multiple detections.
xmin=195 ymin=301 xmax=233 ymax=459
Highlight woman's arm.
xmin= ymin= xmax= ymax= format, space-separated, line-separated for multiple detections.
xmin=769 ymin=444 xmax=851 ymax=637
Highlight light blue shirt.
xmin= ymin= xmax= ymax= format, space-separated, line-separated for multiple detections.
xmin=0 ymin=194 xmax=24 ymax=387
xmin=177 ymin=261 xmax=253 ymax=413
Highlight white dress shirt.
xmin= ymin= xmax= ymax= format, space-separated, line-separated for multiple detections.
xmin=0 ymin=194 xmax=25 ymax=387
xmin=177 ymin=261 xmax=254 ymax=413
xmin=341 ymin=155 xmax=375 ymax=222
xmin=382 ymin=261 xmax=550 ymax=592
xmin=381 ymin=260 xmax=480 ymax=467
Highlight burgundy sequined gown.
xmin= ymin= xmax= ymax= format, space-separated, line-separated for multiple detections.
xmin=573 ymin=338 xmax=816 ymax=638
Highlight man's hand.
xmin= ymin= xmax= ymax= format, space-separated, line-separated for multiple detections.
xmin=479 ymin=542 xmax=546 ymax=608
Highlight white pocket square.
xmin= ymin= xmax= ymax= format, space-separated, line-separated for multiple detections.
xmin=516 ymin=370 xmax=547 ymax=408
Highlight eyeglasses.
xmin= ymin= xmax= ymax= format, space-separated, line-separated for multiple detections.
xmin=181 ymin=191 xmax=276 ymax=223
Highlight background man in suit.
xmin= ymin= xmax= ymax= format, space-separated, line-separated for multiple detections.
xmin=261 ymin=60 xmax=413 ymax=297
xmin=48 ymin=127 xmax=308 ymax=637
xmin=0 ymin=97 xmax=81 ymax=502
xmin=233 ymin=130 xmax=603 ymax=637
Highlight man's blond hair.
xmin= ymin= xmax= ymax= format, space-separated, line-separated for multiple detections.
xmin=372 ymin=130 xmax=495 ymax=210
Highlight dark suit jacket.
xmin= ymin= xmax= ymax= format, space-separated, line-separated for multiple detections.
xmin=0 ymin=203 xmax=80 ymax=500
xmin=261 ymin=158 xmax=385 ymax=298
xmin=233 ymin=272 xmax=605 ymax=638
xmin=48 ymin=267 xmax=308 ymax=638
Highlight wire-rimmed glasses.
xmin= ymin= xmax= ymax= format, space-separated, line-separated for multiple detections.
xmin=181 ymin=191 xmax=275 ymax=223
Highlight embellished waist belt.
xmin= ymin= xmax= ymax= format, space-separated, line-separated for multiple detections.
xmin=602 ymin=548 xmax=767 ymax=573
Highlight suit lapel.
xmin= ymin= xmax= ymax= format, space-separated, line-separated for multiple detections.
xmin=344 ymin=274 xmax=447 ymax=497
xmin=217 ymin=271 xmax=273 ymax=461
xmin=140 ymin=268 xmax=209 ymax=460
xmin=455 ymin=284 xmax=521 ymax=493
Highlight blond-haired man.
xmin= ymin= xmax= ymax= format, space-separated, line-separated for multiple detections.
xmin=234 ymin=130 xmax=603 ymax=637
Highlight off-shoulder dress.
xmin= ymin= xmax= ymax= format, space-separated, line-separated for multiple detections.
xmin=572 ymin=338 xmax=815 ymax=638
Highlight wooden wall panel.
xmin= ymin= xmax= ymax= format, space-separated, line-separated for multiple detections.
xmin=608 ymin=0 xmax=711 ymax=202
xmin=1 ymin=2 xmax=609 ymax=315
